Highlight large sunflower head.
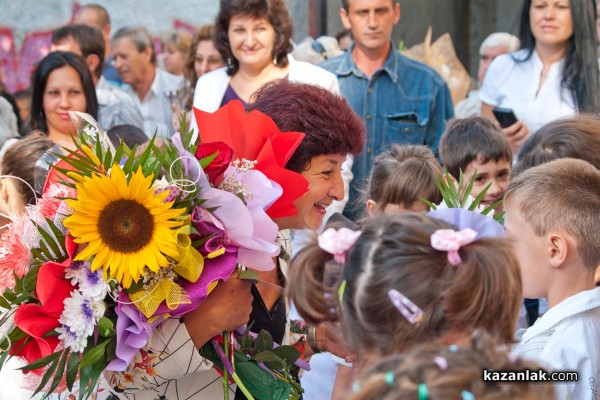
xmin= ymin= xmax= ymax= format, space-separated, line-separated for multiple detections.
xmin=64 ymin=166 xmax=185 ymax=288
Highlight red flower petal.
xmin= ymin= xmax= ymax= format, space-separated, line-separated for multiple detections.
xmin=194 ymin=101 xmax=308 ymax=218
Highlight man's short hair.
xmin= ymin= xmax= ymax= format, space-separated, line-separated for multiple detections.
xmin=75 ymin=4 xmax=110 ymax=29
xmin=341 ymin=0 xmax=397 ymax=12
xmin=505 ymin=158 xmax=600 ymax=269
xmin=52 ymin=24 xmax=105 ymax=78
xmin=439 ymin=116 xmax=512 ymax=179
xmin=112 ymin=26 xmax=156 ymax=64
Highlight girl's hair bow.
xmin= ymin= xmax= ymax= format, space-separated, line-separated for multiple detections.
xmin=431 ymin=228 xmax=477 ymax=266
xmin=318 ymin=227 xmax=361 ymax=264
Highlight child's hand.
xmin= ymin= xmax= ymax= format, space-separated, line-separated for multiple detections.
xmin=502 ymin=120 xmax=530 ymax=153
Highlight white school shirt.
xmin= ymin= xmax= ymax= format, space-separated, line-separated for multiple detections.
xmin=480 ymin=49 xmax=575 ymax=133
xmin=512 ymin=287 xmax=600 ymax=400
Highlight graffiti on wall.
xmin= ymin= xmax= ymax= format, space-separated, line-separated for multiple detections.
xmin=0 ymin=1 xmax=196 ymax=93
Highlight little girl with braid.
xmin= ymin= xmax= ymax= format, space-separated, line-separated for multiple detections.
xmin=288 ymin=211 xmax=523 ymax=396
xmin=349 ymin=333 xmax=555 ymax=400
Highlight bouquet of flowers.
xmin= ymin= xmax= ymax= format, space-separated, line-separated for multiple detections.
xmin=0 ymin=101 xmax=308 ymax=399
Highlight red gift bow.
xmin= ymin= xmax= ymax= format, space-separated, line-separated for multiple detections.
xmin=194 ymin=100 xmax=308 ymax=219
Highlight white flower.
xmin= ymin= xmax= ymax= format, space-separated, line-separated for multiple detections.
xmin=58 ymin=290 xmax=106 ymax=352
xmin=65 ymin=261 xmax=110 ymax=301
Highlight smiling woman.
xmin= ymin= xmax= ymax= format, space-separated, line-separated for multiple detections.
xmin=30 ymin=51 xmax=98 ymax=149
xmin=193 ymin=0 xmax=340 ymax=113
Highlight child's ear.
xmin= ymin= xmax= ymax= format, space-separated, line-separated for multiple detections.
xmin=365 ymin=199 xmax=378 ymax=217
xmin=548 ymin=233 xmax=570 ymax=269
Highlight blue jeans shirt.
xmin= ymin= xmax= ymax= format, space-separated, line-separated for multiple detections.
xmin=320 ymin=44 xmax=454 ymax=218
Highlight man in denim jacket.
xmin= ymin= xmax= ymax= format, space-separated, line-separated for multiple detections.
xmin=320 ymin=0 xmax=454 ymax=219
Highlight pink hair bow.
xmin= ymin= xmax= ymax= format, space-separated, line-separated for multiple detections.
xmin=318 ymin=227 xmax=361 ymax=264
xmin=431 ymin=228 xmax=477 ymax=266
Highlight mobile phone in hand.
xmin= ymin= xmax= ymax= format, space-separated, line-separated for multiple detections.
xmin=492 ymin=107 xmax=518 ymax=128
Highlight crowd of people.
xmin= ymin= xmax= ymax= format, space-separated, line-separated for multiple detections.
xmin=1 ymin=0 xmax=600 ymax=399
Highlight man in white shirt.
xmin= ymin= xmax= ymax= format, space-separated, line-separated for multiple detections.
xmin=455 ymin=32 xmax=520 ymax=118
xmin=112 ymin=26 xmax=182 ymax=138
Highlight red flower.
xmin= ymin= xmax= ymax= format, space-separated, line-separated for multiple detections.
xmin=194 ymin=101 xmax=308 ymax=219
xmin=195 ymin=142 xmax=234 ymax=186
xmin=11 ymin=236 xmax=77 ymax=373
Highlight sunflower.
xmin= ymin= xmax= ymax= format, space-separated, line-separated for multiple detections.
xmin=64 ymin=166 xmax=185 ymax=288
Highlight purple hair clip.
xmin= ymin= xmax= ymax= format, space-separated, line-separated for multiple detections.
xmin=318 ymin=227 xmax=361 ymax=264
xmin=430 ymin=228 xmax=477 ymax=266
xmin=388 ymin=289 xmax=424 ymax=325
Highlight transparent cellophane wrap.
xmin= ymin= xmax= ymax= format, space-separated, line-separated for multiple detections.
xmin=402 ymin=27 xmax=471 ymax=107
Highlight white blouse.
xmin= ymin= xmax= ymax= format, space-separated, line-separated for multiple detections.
xmin=480 ymin=49 xmax=576 ymax=133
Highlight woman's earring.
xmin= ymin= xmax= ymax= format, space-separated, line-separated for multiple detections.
xmin=227 ymin=57 xmax=233 ymax=69
xmin=272 ymin=54 xmax=278 ymax=66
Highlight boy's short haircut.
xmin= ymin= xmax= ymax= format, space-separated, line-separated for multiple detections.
xmin=439 ymin=116 xmax=512 ymax=178
xmin=505 ymin=158 xmax=600 ymax=269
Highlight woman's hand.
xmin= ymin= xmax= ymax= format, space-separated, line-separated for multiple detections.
xmin=183 ymin=275 xmax=253 ymax=349
xmin=502 ymin=120 xmax=530 ymax=153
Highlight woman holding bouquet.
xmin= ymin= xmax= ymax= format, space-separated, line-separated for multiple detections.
xmin=29 ymin=51 xmax=98 ymax=150
xmin=106 ymin=80 xmax=364 ymax=399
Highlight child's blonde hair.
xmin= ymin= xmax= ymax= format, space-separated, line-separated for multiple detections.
xmin=288 ymin=212 xmax=522 ymax=360
xmin=505 ymin=158 xmax=600 ymax=269
xmin=349 ymin=333 xmax=555 ymax=400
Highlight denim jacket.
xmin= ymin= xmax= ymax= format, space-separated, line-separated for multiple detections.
xmin=320 ymin=43 xmax=454 ymax=216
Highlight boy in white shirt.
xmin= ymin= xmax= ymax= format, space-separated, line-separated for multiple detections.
xmin=504 ymin=158 xmax=600 ymax=400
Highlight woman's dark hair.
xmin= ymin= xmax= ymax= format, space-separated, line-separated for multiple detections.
xmin=247 ymin=80 xmax=365 ymax=172
xmin=1 ymin=133 xmax=54 ymax=205
xmin=214 ymin=0 xmax=294 ymax=76
xmin=514 ymin=113 xmax=600 ymax=174
xmin=289 ymin=212 xmax=522 ymax=360
xmin=516 ymin=0 xmax=600 ymax=113
xmin=30 ymin=51 xmax=98 ymax=133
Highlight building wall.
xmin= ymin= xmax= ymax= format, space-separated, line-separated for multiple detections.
xmin=0 ymin=0 xmax=309 ymax=46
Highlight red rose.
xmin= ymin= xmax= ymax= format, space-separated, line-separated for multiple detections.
xmin=195 ymin=142 xmax=234 ymax=186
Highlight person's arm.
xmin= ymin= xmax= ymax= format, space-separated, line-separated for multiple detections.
xmin=104 ymin=276 xmax=253 ymax=393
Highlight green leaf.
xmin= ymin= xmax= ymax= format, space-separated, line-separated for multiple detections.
xmin=468 ymin=182 xmax=492 ymax=211
xmin=30 ymin=353 xmax=61 ymax=398
xmin=460 ymin=170 xmax=477 ymax=208
xmin=254 ymin=351 xmax=286 ymax=370
xmin=98 ymin=317 xmax=115 ymax=337
xmin=80 ymin=338 xmax=111 ymax=368
xmin=199 ymin=151 xmax=218 ymax=169
xmin=48 ymin=350 xmax=69 ymax=394
xmin=66 ymin=352 xmax=80 ymax=392
xmin=271 ymin=346 xmax=301 ymax=366
xmin=253 ymin=330 xmax=274 ymax=354
xmin=20 ymin=351 xmax=61 ymax=371
xmin=418 ymin=196 xmax=436 ymax=211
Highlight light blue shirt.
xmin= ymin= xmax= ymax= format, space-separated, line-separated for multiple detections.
xmin=320 ymin=43 xmax=454 ymax=217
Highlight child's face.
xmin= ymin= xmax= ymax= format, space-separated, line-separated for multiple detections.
xmin=504 ymin=202 xmax=549 ymax=299
xmin=463 ymin=157 xmax=511 ymax=212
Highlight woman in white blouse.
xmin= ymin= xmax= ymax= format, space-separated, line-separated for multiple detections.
xmin=480 ymin=0 xmax=600 ymax=154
